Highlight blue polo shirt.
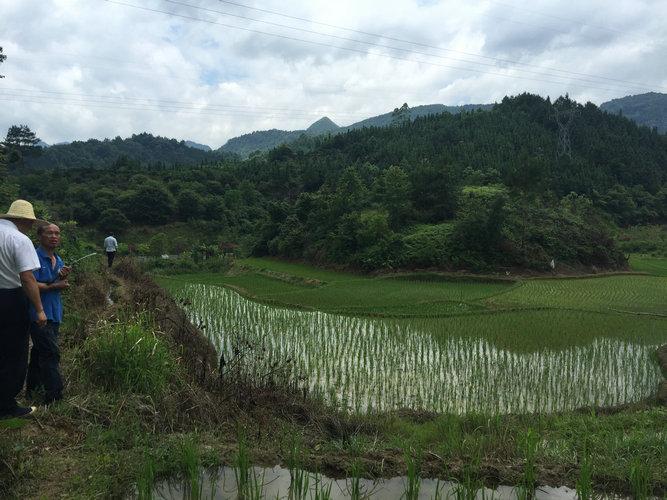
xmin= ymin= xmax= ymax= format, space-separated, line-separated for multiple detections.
xmin=29 ymin=246 xmax=64 ymax=323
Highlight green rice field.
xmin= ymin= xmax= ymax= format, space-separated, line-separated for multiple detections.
xmin=159 ymin=257 xmax=667 ymax=415
xmin=630 ymin=254 xmax=667 ymax=277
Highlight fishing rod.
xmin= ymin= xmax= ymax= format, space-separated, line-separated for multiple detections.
xmin=40 ymin=252 xmax=99 ymax=285
xmin=68 ymin=252 xmax=99 ymax=266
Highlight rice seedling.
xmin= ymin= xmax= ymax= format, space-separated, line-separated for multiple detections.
xmin=575 ymin=448 xmax=594 ymax=500
xmin=169 ymin=283 xmax=665 ymax=416
xmin=629 ymin=458 xmax=651 ymax=500
xmin=311 ymin=473 xmax=333 ymax=500
xmin=431 ymin=479 xmax=445 ymax=500
xmin=234 ymin=428 xmax=264 ymax=499
xmin=286 ymin=435 xmax=310 ymax=500
xmin=179 ymin=436 xmax=201 ymax=500
xmin=136 ymin=453 xmax=155 ymax=500
xmin=346 ymin=460 xmax=367 ymax=500
xmin=453 ymin=438 xmax=483 ymax=500
xmin=403 ymin=447 xmax=421 ymax=500
xmin=516 ymin=428 xmax=539 ymax=500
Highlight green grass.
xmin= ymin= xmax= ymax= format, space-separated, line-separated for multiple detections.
xmin=81 ymin=316 xmax=176 ymax=398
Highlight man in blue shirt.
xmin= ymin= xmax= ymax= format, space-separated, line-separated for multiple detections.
xmin=26 ymin=223 xmax=71 ymax=405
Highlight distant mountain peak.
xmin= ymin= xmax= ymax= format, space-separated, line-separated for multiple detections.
xmin=306 ymin=116 xmax=339 ymax=135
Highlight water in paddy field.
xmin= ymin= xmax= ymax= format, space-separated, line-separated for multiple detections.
xmin=151 ymin=465 xmax=627 ymax=499
xmin=176 ymin=283 xmax=664 ymax=414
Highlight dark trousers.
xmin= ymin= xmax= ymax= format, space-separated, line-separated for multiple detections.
xmin=26 ymin=321 xmax=63 ymax=404
xmin=0 ymin=288 xmax=30 ymax=414
xmin=106 ymin=251 xmax=116 ymax=268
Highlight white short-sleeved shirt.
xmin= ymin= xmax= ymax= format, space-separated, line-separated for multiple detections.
xmin=104 ymin=236 xmax=118 ymax=252
xmin=0 ymin=219 xmax=40 ymax=289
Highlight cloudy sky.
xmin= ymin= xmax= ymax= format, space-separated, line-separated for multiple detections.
xmin=1 ymin=0 xmax=665 ymax=148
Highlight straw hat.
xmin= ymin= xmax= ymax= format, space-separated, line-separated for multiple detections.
xmin=0 ymin=199 xmax=48 ymax=224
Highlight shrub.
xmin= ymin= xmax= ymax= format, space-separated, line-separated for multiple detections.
xmin=400 ymin=223 xmax=453 ymax=268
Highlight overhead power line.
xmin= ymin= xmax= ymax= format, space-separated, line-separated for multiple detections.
xmin=488 ymin=0 xmax=653 ymax=41
xmin=0 ymin=90 xmax=366 ymax=122
xmin=0 ymin=87 xmax=366 ymax=118
xmin=0 ymin=95 xmax=334 ymax=122
xmin=8 ymin=53 xmax=524 ymax=103
xmin=203 ymin=0 xmax=664 ymax=92
xmin=100 ymin=0 xmax=653 ymax=95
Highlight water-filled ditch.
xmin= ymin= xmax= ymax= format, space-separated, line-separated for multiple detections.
xmin=151 ymin=465 xmax=628 ymax=499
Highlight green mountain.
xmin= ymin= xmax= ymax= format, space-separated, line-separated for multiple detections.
xmin=17 ymin=133 xmax=220 ymax=169
xmin=600 ymin=92 xmax=667 ymax=133
xmin=306 ymin=116 xmax=339 ymax=135
xmin=219 ymin=103 xmax=492 ymax=157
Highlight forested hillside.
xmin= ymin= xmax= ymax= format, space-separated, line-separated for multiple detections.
xmin=600 ymin=92 xmax=667 ymax=133
xmin=15 ymin=132 xmax=221 ymax=169
xmin=341 ymin=103 xmax=493 ymax=131
xmin=218 ymin=128 xmax=305 ymax=157
xmin=13 ymin=94 xmax=667 ymax=271
xmin=218 ymin=103 xmax=493 ymax=157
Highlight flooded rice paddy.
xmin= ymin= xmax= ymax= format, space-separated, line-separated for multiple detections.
xmin=173 ymin=283 xmax=664 ymax=414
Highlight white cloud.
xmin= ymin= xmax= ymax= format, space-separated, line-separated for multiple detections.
xmin=0 ymin=0 xmax=665 ymax=148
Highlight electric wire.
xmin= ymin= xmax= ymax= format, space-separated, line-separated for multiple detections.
xmin=0 ymin=92 xmax=362 ymax=121
xmin=205 ymin=0 xmax=664 ymax=91
xmin=0 ymin=87 xmax=367 ymax=118
xmin=487 ymin=0 xmax=654 ymax=41
xmin=157 ymin=0 xmax=659 ymax=94
xmin=99 ymin=0 xmax=650 ymax=95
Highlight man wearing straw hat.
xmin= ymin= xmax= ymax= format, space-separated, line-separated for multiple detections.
xmin=0 ymin=199 xmax=47 ymax=419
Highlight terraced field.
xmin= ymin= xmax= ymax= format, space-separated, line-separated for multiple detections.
xmin=489 ymin=275 xmax=667 ymax=315
xmin=630 ymin=254 xmax=667 ymax=277
xmin=158 ymin=257 xmax=667 ymax=415
xmin=166 ymin=257 xmax=666 ymax=317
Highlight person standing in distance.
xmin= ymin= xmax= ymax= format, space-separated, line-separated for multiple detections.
xmin=0 ymin=200 xmax=47 ymax=419
xmin=26 ymin=223 xmax=71 ymax=405
xmin=104 ymin=233 xmax=118 ymax=268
